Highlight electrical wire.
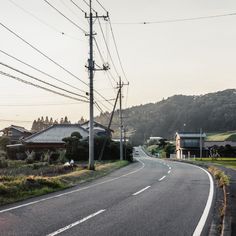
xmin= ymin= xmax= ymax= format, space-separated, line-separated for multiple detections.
xmin=108 ymin=18 xmax=129 ymax=83
xmin=0 ymin=49 xmax=87 ymax=94
xmin=70 ymin=0 xmax=86 ymax=14
xmin=97 ymin=18 xmax=120 ymax=78
xmin=0 ymin=70 xmax=89 ymax=103
xmin=0 ymin=119 xmax=32 ymax=123
xmin=113 ymin=12 xmax=236 ymax=25
xmin=0 ymin=22 xmax=89 ymax=93
xmin=94 ymin=38 xmax=117 ymax=91
xmin=8 ymin=0 xmax=84 ymax=42
xmin=1 ymin=7 xmax=115 ymax=107
xmin=60 ymin=0 xmax=87 ymax=25
xmin=43 ymin=0 xmax=87 ymax=34
xmin=0 ymin=103 xmax=81 ymax=107
xmin=0 ymin=62 xmax=88 ymax=100
xmin=81 ymin=0 xmax=97 ymax=13
xmin=95 ymin=0 xmax=108 ymax=13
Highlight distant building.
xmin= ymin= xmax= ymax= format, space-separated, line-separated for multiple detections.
xmin=147 ymin=137 xmax=163 ymax=144
xmin=0 ymin=125 xmax=32 ymax=143
xmin=175 ymin=132 xmax=207 ymax=159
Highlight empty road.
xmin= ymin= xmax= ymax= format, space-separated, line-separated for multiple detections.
xmin=0 ymin=147 xmax=214 ymax=236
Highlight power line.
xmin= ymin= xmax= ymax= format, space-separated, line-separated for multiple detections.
xmin=43 ymin=0 xmax=87 ymax=34
xmin=1 ymin=21 xmax=114 ymax=108
xmin=108 ymin=18 xmax=129 ymax=83
xmin=113 ymin=12 xmax=236 ymax=25
xmin=81 ymin=0 xmax=97 ymax=13
xmin=8 ymin=0 xmax=84 ymax=42
xmin=60 ymin=0 xmax=87 ymax=25
xmin=0 ymin=102 xmax=82 ymax=107
xmin=95 ymin=0 xmax=108 ymax=13
xmin=0 ymin=70 xmax=89 ymax=103
xmin=94 ymin=37 xmax=117 ymax=91
xmin=0 ymin=62 xmax=88 ymax=100
xmin=0 ymin=22 xmax=89 ymax=93
xmin=0 ymin=119 xmax=32 ymax=123
xmin=70 ymin=0 xmax=86 ymax=14
xmin=0 ymin=49 xmax=87 ymax=94
xmin=97 ymin=18 xmax=120 ymax=78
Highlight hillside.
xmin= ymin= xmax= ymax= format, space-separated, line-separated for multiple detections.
xmin=95 ymin=89 xmax=236 ymax=144
xmin=206 ymin=131 xmax=236 ymax=142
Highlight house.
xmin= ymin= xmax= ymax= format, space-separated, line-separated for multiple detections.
xmin=81 ymin=121 xmax=113 ymax=138
xmin=0 ymin=125 xmax=32 ymax=143
xmin=22 ymin=124 xmax=89 ymax=150
xmin=175 ymin=132 xmax=207 ymax=159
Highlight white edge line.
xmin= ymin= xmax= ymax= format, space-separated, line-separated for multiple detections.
xmin=132 ymin=186 xmax=151 ymax=196
xmin=0 ymin=156 xmax=145 ymax=214
xmin=192 ymin=166 xmax=214 ymax=236
xmin=47 ymin=209 xmax=106 ymax=236
xmin=158 ymin=175 xmax=166 ymax=181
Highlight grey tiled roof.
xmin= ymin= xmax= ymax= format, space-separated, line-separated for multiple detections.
xmin=24 ymin=124 xmax=88 ymax=144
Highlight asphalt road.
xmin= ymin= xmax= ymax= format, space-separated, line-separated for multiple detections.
xmin=0 ymin=147 xmax=214 ymax=236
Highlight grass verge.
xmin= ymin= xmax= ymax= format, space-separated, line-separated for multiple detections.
xmin=0 ymin=160 xmax=129 ymax=206
xmin=193 ymin=158 xmax=236 ymax=170
xmin=208 ymin=166 xmax=230 ymax=234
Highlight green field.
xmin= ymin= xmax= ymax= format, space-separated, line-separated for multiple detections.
xmin=206 ymin=131 xmax=236 ymax=141
xmin=194 ymin=158 xmax=236 ymax=170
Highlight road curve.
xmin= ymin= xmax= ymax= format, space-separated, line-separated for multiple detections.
xmin=0 ymin=147 xmax=214 ymax=236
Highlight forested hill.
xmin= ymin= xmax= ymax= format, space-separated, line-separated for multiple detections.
xmin=95 ymin=89 xmax=236 ymax=144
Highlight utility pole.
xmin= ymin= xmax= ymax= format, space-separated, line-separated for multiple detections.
xmin=117 ymin=77 xmax=129 ymax=161
xmin=200 ymin=128 xmax=203 ymax=159
xmin=85 ymin=0 xmax=109 ymax=170
xmin=119 ymin=77 xmax=123 ymax=161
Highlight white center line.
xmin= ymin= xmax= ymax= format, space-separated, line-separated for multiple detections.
xmin=158 ymin=175 xmax=166 ymax=181
xmin=132 ymin=186 xmax=151 ymax=196
xmin=168 ymin=170 xmax=171 ymax=174
xmin=47 ymin=209 xmax=106 ymax=236
xmin=169 ymin=167 xmax=172 ymax=170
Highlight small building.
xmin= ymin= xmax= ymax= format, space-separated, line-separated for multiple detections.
xmin=81 ymin=121 xmax=113 ymax=138
xmin=175 ymin=132 xmax=207 ymax=159
xmin=147 ymin=137 xmax=163 ymax=144
xmin=23 ymin=124 xmax=89 ymax=150
xmin=0 ymin=125 xmax=32 ymax=143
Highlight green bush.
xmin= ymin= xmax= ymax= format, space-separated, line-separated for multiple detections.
xmin=25 ymin=151 xmax=36 ymax=164
xmin=0 ymin=137 xmax=10 ymax=151
xmin=0 ymin=157 xmax=8 ymax=168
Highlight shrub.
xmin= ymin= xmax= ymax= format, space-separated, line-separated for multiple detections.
xmin=0 ymin=137 xmax=10 ymax=151
xmin=25 ymin=151 xmax=36 ymax=164
xmin=0 ymin=157 xmax=8 ymax=168
xmin=57 ymin=150 xmax=68 ymax=164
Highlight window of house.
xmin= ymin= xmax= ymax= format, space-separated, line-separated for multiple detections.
xmin=182 ymin=139 xmax=200 ymax=148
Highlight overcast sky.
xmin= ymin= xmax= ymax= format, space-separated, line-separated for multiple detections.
xmin=0 ymin=0 xmax=236 ymax=130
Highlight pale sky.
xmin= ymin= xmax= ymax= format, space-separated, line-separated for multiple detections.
xmin=0 ymin=0 xmax=236 ymax=130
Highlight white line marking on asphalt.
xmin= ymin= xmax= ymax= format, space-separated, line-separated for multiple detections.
xmin=193 ymin=166 xmax=214 ymax=236
xmin=158 ymin=176 xmax=166 ymax=181
xmin=132 ymin=186 xmax=151 ymax=196
xmin=47 ymin=209 xmax=105 ymax=236
xmin=0 ymin=158 xmax=145 ymax=214
xmin=169 ymin=167 xmax=171 ymax=170
xmin=168 ymin=170 xmax=171 ymax=174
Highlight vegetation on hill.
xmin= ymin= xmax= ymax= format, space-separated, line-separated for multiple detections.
xmin=95 ymin=89 xmax=236 ymax=145
xmin=206 ymin=131 xmax=236 ymax=141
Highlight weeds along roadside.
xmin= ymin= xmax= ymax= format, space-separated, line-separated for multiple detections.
xmin=0 ymin=160 xmax=130 ymax=206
